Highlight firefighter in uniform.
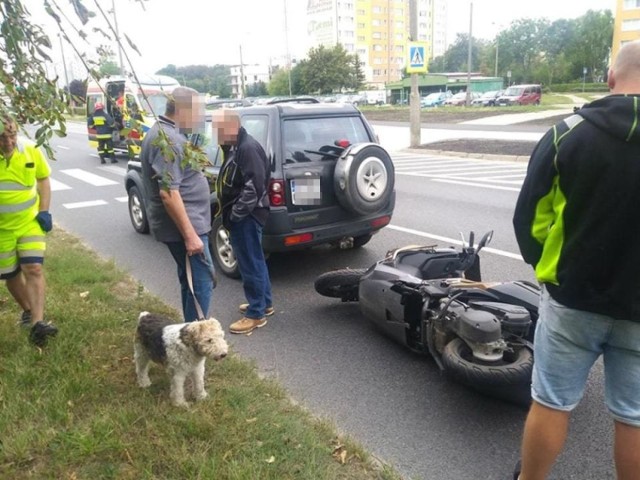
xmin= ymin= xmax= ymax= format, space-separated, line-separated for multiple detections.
xmin=88 ymin=102 xmax=117 ymax=164
xmin=0 ymin=115 xmax=58 ymax=346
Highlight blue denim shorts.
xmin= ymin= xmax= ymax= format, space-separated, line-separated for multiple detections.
xmin=532 ymin=288 xmax=640 ymax=426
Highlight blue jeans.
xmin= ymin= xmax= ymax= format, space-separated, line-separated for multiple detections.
xmin=165 ymin=234 xmax=215 ymax=322
xmin=532 ymin=287 xmax=640 ymax=426
xmin=229 ymin=216 xmax=272 ymax=319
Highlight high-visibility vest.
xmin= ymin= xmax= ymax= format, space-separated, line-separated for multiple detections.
xmin=0 ymin=140 xmax=51 ymax=230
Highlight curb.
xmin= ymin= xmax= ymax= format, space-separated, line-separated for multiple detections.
xmin=401 ymin=147 xmax=530 ymax=163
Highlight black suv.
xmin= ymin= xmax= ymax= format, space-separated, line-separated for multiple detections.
xmin=124 ymin=103 xmax=395 ymax=277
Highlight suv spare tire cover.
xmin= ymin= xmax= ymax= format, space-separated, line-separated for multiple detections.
xmin=334 ymin=143 xmax=395 ymax=216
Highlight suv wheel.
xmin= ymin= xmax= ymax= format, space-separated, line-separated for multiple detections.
xmin=334 ymin=144 xmax=395 ymax=216
xmin=210 ymin=217 xmax=240 ymax=278
xmin=128 ymin=185 xmax=149 ymax=234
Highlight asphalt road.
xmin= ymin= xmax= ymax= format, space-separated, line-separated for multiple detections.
xmin=43 ymin=123 xmax=614 ymax=480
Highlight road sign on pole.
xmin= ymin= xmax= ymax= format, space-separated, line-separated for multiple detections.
xmin=407 ymin=42 xmax=429 ymax=74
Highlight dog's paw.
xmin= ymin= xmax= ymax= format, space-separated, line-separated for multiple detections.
xmin=137 ymin=377 xmax=152 ymax=388
xmin=194 ymin=391 xmax=209 ymax=402
xmin=172 ymin=399 xmax=191 ymax=408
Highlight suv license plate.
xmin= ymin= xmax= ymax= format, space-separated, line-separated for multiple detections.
xmin=291 ymin=178 xmax=321 ymax=206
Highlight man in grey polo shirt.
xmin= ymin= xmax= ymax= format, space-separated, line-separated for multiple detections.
xmin=140 ymin=87 xmax=215 ymax=322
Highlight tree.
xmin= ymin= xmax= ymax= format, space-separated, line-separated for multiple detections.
xmin=68 ymin=79 xmax=87 ymax=104
xmin=268 ymin=68 xmax=291 ymax=96
xmin=348 ymin=54 xmax=366 ymax=91
xmin=246 ymin=80 xmax=268 ymax=97
xmin=301 ymin=44 xmax=354 ymax=94
xmin=568 ymin=10 xmax=613 ymax=82
xmin=156 ymin=63 xmax=232 ymax=96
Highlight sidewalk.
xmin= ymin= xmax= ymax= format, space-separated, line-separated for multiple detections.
xmin=372 ymin=107 xmax=568 ymax=155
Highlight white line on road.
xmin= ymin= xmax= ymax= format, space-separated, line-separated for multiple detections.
xmin=97 ymin=165 xmax=127 ymax=176
xmin=60 ymin=168 xmax=118 ymax=186
xmin=387 ymin=225 xmax=524 ymax=261
xmin=56 ymin=145 xmax=70 ymax=150
xmin=63 ymin=200 xmax=109 ymax=209
xmin=430 ymin=178 xmax=521 ymax=192
xmin=114 ymin=196 xmax=128 ymax=202
xmin=49 ymin=178 xmax=72 ymax=191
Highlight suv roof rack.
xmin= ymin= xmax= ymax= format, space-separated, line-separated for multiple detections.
xmin=267 ymin=96 xmax=320 ymax=105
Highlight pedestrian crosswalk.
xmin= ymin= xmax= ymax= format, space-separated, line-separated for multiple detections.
xmin=392 ymin=153 xmax=527 ymax=191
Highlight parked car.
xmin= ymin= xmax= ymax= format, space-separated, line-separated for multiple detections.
xmin=471 ymin=90 xmax=503 ymax=107
xmin=124 ymin=103 xmax=396 ymax=278
xmin=443 ymin=91 xmax=480 ymax=106
xmin=420 ymin=92 xmax=450 ymax=108
xmin=496 ymin=84 xmax=542 ymax=106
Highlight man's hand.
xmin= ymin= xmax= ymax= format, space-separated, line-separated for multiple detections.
xmin=185 ymin=233 xmax=204 ymax=256
xmin=36 ymin=211 xmax=52 ymax=232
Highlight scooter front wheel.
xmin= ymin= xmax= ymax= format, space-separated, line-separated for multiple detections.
xmin=314 ymin=268 xmax=366 ymax=301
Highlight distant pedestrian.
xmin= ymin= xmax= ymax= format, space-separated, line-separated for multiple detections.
xmin=87 ymin=102 xmax=117 ymax=164
xmin=139 ymin=87 xmax=215 ymax=322
xmin=512 ymin=40 xmax=640 ymax=480
xmin=0 ymin=114 xmax=58 ymax=346
xmin=213 ymin=109 xmax=273 ymax=334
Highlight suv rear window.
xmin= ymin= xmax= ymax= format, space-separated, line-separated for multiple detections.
xmin=283 ymin=116 xmax=371 ymax=163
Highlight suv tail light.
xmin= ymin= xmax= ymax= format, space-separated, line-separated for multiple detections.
xmin=269 ymin=179 xmax=285 ymax=206
xmin=371 ymin=215 xmax=391 ymax=228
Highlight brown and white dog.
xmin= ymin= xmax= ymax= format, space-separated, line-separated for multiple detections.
xmin=134 ymin=312 xmax=228 ymax=407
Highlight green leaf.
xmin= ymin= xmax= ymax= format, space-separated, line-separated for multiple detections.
xmin=124 ymin=34 xmax=141 ymax=56
xmin=70 ymin=0 xmax=95 ymax=25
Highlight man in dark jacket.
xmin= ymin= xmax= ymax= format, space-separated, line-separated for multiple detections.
xmin=87 ymin=102 xmax=117 ymax=164
xmin=512 ymin=40 xmax=640 ymax=480
xmin=214 ymin=109 xmax=273 ymax=334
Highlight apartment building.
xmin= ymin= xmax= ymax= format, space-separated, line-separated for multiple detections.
xmin=229 ymin=64 xmax=271 ymax=98
xmin=306 ymin=0 xmax=447 ymax=87
xmin=612 ymin=0 xmax=640 ymax=63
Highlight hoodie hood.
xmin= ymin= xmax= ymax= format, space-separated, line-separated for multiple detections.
xmin=578 ymin=94 xmax=640 ymax=143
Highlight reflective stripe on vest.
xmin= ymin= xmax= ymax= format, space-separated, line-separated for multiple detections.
xmin=0 ymin=196 xmax=37 ymax=213
xmin=0 ymin=181 xmax=31 ymax=191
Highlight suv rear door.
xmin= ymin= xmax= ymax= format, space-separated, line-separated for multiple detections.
xmin=279 ymin=113 xmax=377 ymax=228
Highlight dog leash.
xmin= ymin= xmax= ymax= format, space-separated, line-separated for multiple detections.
xmin=185 ymin=253 xmax=207 ymax=321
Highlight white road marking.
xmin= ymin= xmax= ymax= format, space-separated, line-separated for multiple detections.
xmin=63 ymin=200 xmax=109 ymax=209
xmin=430 ymin=178 xmax=522 ymax=192
xmin=387 ymin=225 xmax=524 ymax=261
xmin=114 ymin=196 xmax=128 ymax=202
xmin=97 ymin=165 xmax=127 ymax=176
xmin=60 ymin=168 xmax=118 ymax=186
xmin=57 ymin=145 xmax=70 ymax=150
xmin=49 ymin=178 xmax=72 ymax=191
xmin=90 ymin=154 xmax=99 ymax=158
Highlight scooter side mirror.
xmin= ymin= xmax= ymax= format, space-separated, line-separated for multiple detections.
xmin=477 ymin=230 xmax=494 ymax=252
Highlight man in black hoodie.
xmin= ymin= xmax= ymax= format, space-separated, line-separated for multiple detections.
xmin=214 ymin=110 xmax=273 ymax=335
xmin=512 ymin=41 xmax=640 ymax=479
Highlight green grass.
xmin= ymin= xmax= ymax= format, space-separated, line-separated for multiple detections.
xmin=0 ymin=230 xmax=401 ymax=480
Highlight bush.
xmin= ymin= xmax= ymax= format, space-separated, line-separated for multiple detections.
xmin=548 ymin=83 xmax=607 ymax=93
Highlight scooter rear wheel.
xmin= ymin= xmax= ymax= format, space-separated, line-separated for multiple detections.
xmin=314 ymin=268 xmax=366 ymax=301
xmin=441 ymin=338 xmax=533 ymax=406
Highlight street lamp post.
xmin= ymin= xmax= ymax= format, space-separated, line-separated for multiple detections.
xmin=465 ymin=1 xmax=473 ymax=106
xmin=494 ymin=37 xmax=499 ymax=78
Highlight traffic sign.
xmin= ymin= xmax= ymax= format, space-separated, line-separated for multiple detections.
xmin=407 ymin=42 xmax=429 ymax=74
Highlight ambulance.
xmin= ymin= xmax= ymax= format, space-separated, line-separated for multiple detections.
xmin=86 ymin=74 xmax=180 ymax=157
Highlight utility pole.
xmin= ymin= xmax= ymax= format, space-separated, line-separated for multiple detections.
xmin=239 ymin=45 xmax=246 ymax=99
xmin=409 ymin=0 xmax=420 ymax=148
xmin=465 ymin=1 xmax=473 ymax=106
xmin=112 ymin=0 xmax=125 ymax=76
xmin=494 ymin=37 xmax=499 ymax=77
xmin=59 ymin=33 xmax=70 ymax=89
xmin=283 ymin=0 xmax=293 ymax=96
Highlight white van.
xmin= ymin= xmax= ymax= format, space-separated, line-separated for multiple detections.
xmin=86 ymin=74 xmax=180 ymax=157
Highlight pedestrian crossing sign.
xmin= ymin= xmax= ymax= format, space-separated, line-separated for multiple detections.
xmin=407 ymin=42 xmax=429 ymax=73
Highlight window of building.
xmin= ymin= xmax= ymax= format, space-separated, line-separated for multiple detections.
xmin=343 ymin=30 xmax=354 ymax=37
xmin=394 ymin=8 xmax=403 ymax=15
xmin=622 ymin=18 xmax=640 ymax=31
xmin=358 ymin=35 xmax=366 ymax=41
xmin=357 ymin=49 xmax=367 ymax=56
xmin=357 ymin=9 xmax=365 ymax=15
xmin=396 ymin=21 xmax=404 ymax=28
xmin=372 ymin=32 xmax=382 ymax=39
xmin=624 ymin=0 xmax=640 ymax=8
xmin=373 ymin=44 xmax=383 ymax=51
xmin=373 ymin=69 xmax=382 ymax=76
xmin=373 ymin=58 xmax=383 ymax=64
xmin=419 ymin=10 xmax=427 ymax=16
xmin=373 ymin=6 xmax=382 ymax=13
xmin=372 ymin=19 xmax=381 ymax=26
xmin=395 ymin=45 xmax=404 ymax=52
xmin=357 ymin=22 xmax=366 ymax=28
xmin=395 ymin=33 xmax=403 ymax=40
xmin=344 ymin=43 xmax=355 ymax=52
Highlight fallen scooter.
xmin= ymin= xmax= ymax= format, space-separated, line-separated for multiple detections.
xmin=314 ymin=231 xmax=540 ymax=406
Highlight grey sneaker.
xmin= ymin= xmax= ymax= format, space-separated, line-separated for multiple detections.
xmin=239 ymin=304 xmax=274 ymax=317
xmin=29 ymin=321 xmax=58 ymax=347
